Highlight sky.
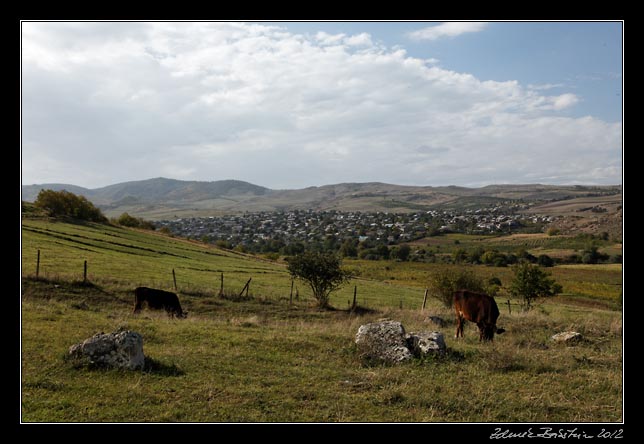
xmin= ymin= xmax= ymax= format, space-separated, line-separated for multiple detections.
xmin=21 ymin=21 xmax=623 ymax=190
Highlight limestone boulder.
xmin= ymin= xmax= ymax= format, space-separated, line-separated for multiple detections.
xmin=355 ymin=319 xmax=413 ymax=364
xmin=407 ymin=331 xmax=447 ymax=356
xmin=69 ymin=330 xmax=145 ymax=370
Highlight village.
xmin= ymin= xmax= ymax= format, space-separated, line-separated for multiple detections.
xmin=157 ymin=205 xmax=555 ymax=253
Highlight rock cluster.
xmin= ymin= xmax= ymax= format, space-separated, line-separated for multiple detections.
xmin=355 ymin=319 xmax=446 ymax=365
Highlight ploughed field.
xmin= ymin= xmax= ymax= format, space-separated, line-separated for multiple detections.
xmin=21 ymin=219 xmax=622 ymax=422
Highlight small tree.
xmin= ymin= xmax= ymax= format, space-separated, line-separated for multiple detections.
xmin=286 ymin=252 xmax=351 ymax=308
xmin=428 ymin=268 xmax=486 ymax=307
xmin=509 ymin=263 xmax=562 ymax=311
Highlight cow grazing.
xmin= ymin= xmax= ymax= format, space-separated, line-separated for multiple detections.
xmin=453 ymin=290 xmax=505 ymax=341
xmin=133 ymin=287 xmax=187 ymax=318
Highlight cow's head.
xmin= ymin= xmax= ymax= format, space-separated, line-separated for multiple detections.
xmin=480 ymin=325 xmax=505 ymax=341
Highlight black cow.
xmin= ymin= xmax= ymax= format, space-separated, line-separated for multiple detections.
xmin=453 ymin=289 xmax=505 ymax=341
xmin=133 ymin=287 xmax=187 ymax=318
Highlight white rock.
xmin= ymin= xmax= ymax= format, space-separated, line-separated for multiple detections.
xmin=407 ymin=331 xmax=447 ymax=356
xmin=69 ymin=330 xmax=145 ymax=370
xmin=551 ymin=331 xmax=583 ymax=344
xmin=355 ymin=320 xmax=413 ymax=364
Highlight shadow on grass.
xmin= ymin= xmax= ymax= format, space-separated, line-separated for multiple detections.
xmin=143 ymin=357 xmax=185 ymax=376
xmin=358 ymin=346 xmax=467 ymax=368
xmin=63 ymin=354 xmax=185 ymax=376
xmin=219 ymin=292 xmax=254 ymax=302
xmin=345 ymin=305 xmax=379 ymax=316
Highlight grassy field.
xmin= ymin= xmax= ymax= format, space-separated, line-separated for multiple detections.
xmin=411 ymin=232 xmax=621 ymax=256
xmin=21 ymin=218 xmax=623 ymax=422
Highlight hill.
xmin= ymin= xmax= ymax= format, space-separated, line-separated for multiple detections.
xmin=22 ymin=178 xmax=622 ymax=221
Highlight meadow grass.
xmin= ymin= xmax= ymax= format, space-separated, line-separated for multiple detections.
xmin=21 ymin=219 xmax=623 ymax=422
xmin=411 ymin=232 xmax=620 ymax=256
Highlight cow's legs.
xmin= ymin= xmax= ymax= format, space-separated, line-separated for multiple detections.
xmin=477 ymin=323 xmax=485 ymax=341
xmin=455 ymin=314 xmax=464 ymax=338
xmin=133 ymin=301 xmax=142 ymax=314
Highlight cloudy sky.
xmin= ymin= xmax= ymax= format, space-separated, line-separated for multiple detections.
xmin=21 ymin=21 xmax=622 ymax=189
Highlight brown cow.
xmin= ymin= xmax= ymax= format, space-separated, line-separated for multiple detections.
xmin=453 ymin=289 xmax=505 ymax=341
xmin=133 ymin=287 xmax=187 ymax=318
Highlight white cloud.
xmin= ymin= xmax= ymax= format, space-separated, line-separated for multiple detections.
xmin=528 ymin=83 xmax=565 ymax=91
xmin=21 ymin=22 xmax=621 ymax=189
xmin=407 ymin=22 xmax=488 ymax=41
xmin=343 ymin=32 xmax=373 ymax=47
xmin=550 ymin=93 xmax=580 ymax=110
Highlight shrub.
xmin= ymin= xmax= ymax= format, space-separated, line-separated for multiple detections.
xmin=468 ymin=247 xmax=484 ymax=264
xmin=264 ymin=252 xmax=280 ymax=261
xmin=391 ymin=244 xmax=411 ymax=261
xmin=546 ymin=227 xmax=560 ymax=236
xmin=34 ymin=189 xmax=107 ymax=223
xmin=158 ymin=226 xmax=173 ymax=236
xmin=609 ymin=254 xmax=622 ymax=264
xmin=581 ymin=245 xmax=609 ymax=264
xmin=114 ymin=212 xmax=156 ymax=230
xmin=428 ymin=268 xmax=486 ymax=308
xmin=517 ymin=249 xmax=537 ymax=263
xmin=339 ymin=240 xmax=358 ymax=258
xmin=537 ymin=254 xmax=554 ymax=267
xmin=215 ymin=240 xmax=232 ymax=249
xmin=485 ymin=278 xmax=502 ymax=297
xmin=286 ymin=252 xmax=351 ymax=308
xmin=453 ymin=249 xmax=468 ymax=263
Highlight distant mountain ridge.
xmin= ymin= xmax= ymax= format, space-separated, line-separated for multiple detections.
xmin=22 ymin=177 xmax=622 ymax=220
xmin=22 ymin=178 xmax=269 ymax=205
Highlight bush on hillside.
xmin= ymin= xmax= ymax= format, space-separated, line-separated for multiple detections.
xmin=114 ymin=212 xmax=156 ymax=230
xmin=34 ymin=189 xmax=107 ymax=223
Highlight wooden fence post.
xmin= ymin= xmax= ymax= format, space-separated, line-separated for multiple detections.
xmin=239 ymin=278 xmax=252 ymax=298
xmin=399 ymin=299 xmax=403 ymax=310
xmin=421 ymin=288 xmax=428 ymax=311
xmin=507 ymin=299 xmax=511 ymax=315
xmin=290 ymin=279 xmax=294 ymax=305
xmin=295 ymin=287 xmax=299 ymax=301
xmin=36 ymin=249 xmax=40 ymax=278
xmin=352 ymin=286 xmax=357 ymax=311
xmin=172 ymin=269 xmax=177 ymax=291
xmin=83 ymin=260 xmax=87 ymax=283
xmin=219 ymin=272 xmax=224 ymax=297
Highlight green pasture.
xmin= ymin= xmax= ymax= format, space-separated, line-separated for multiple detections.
xmin=21 ymin=218 xmax=623 ymax=422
